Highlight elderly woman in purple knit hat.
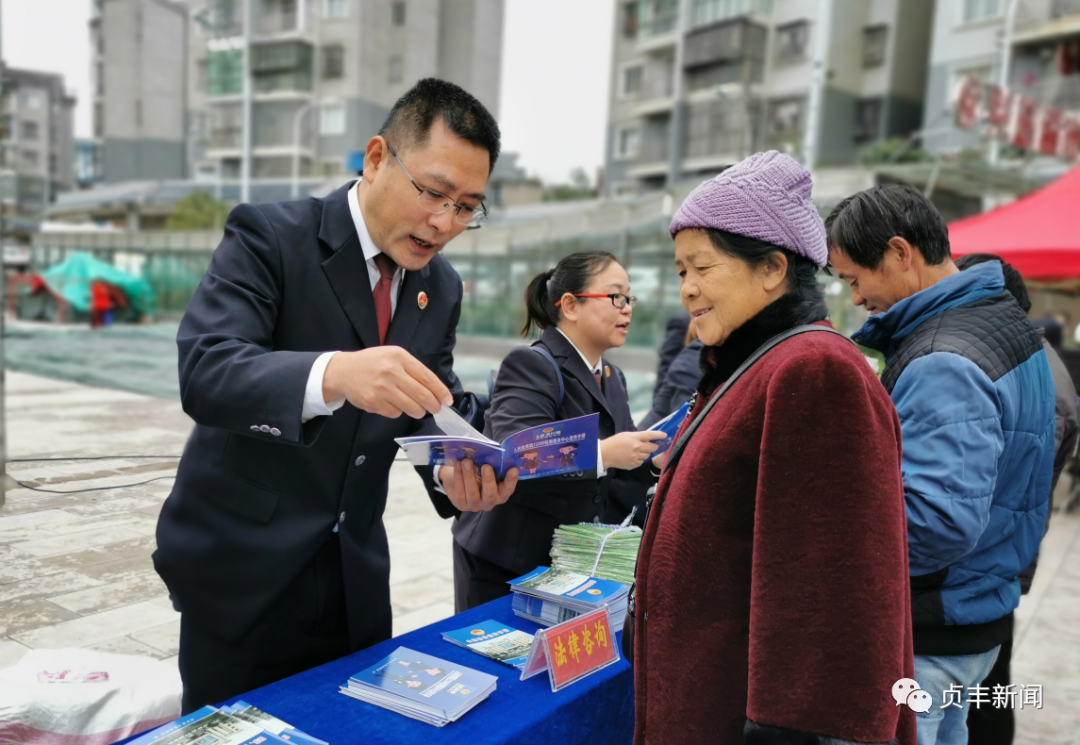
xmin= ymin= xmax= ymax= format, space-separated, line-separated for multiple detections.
xmin=631 ymin=152 xmax=917 ymax=745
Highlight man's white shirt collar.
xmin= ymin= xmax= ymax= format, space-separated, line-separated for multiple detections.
xmin=349 ymin=180 xmax=402 ymax=270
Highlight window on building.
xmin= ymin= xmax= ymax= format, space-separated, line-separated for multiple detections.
xmin=690 ymin=0 xmax=772 ymax=29
xmin=21 ymin=90 xmax=44 ymax=110
xmin=21 ymin=121 xmax=39 ymax=141
xmin=616 ymin=126 xmax=641 ymax=159
xmin=863 ymin=25 xmax=888 ymax=68
xmin=621 ymin=65 xmax=644 ymax=97
xmin=320 ymin=158 xmax=345 ymax=176
xmin=49 ymin=153 xmax=58 ymax=175
xmin=392 ymin=1 xmax=406 ymax=26
xmin=321 ymin=101 xmax=346 ymax=135
xmin=622 ymin=2 xmax=639 ymax=38
xmin=637 ymin=0 xmax=679 ymax=39
xmin=766 ymin=97 xmax=805 ymax=154
xmin=323 ymin=0 xmax=348 ymax=17
xmin=774 ymin=20 xmax=808 ymax=65
xmin=96 ymin=62 xmax=105 ymax=96
xmin=94 ymin=102 xmax=104 ymax=139
xmin=854 ymin=98 xmax=883 ymax=142
xmin=962 ymin=0 xmax=1002 ymax=23
xmin=951 ymin=64 xmax=994 ymax=90
xmin=22 ymin=149 xmax=40 ymax=167
xmin=208 ymin=49 xmax=244 ymax=96
xmin=389 ymin=55 xmax=404 ymax=84
xmin=322 ymin=45 xmax=345 ymax=79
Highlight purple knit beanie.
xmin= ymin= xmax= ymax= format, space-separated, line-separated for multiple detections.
xmin=669 ymin=150 xmax=827 ymax=268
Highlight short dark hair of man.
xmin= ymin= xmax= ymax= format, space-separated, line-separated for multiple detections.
xmin=955 ymin=253 xmax=1032 ymax=313
xmin=378 ymin=78 xmax=501 ymax=173
xmin=825 ymin=184 xmax=951 ymax=269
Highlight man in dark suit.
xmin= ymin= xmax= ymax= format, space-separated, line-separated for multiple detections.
xmin=154 ymin=79 xmax=517 ymax=713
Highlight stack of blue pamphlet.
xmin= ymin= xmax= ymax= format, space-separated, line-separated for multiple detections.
xmin=508 ymin=567 xmax=629 ymax=632
xmin=441 ymin=619 xmax=535 ymax=669
xmin=126 ymin=702 xmax=327 ymax=745
xmin=339 ymin=646 xmax=497 ymax=727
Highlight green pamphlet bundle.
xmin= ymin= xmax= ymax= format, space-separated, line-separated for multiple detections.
xmin=549 ymin=523 xmax=642 ymax=586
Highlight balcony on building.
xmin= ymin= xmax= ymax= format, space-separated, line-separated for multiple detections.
xmin=252 ymin=0 xmax=318 ymax=41
xmin=621 ymin=54 xmax=677 ymax=117
xmin=250 ymin=40 xmax=315 ymax=98
xmin=1012 ymin=2 xmax=1080 ymax=115
xmin=627 ymin=118 xmax=672 ymax=180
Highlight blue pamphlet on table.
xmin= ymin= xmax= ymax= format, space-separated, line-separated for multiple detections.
xmin=441 ymin=619 xmax=535 ymax=669
xmin=396 ymin=412 xmax=599 ymax=481
xmin=340 ymin=646 xmax=498 ymax=727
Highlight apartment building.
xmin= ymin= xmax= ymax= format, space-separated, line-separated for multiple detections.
xmin=0 ymin=66 xmax=76 ymax=220
xmin=186 ymin=0 xmax=504 ymax=185
xmin=923 ymin=0 xmax=1080 ymax=156
xmin=91 ymin=0 xmax=189 ymax=183
xmin=604 ymin=0 xmax=934 ymax=197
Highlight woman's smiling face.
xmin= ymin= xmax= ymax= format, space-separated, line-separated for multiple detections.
xmin=675 ymin=229 xmax=787 ymax=347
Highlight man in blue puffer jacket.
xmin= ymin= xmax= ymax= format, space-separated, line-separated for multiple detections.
xmin=825 ymin=185 xmax=1055 ymax=745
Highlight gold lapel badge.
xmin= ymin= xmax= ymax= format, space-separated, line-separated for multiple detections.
xmin=604 ymin=365 xmax=611 ymax=378
xmin=417 ymin=291 xmax=429 ymax=310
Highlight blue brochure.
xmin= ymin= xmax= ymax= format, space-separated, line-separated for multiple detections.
xmin=508 ymin=566 xmax=628 ymax=608
xmin=126 ymin=706 xmax=264 ymax=745
xmin=441 ymin=619 xmax=535 ymax=668
xmin=341 ymin=646 xmax=498 ymax=726
xmin=396 ymin=413 xmax=599 ymax=481
xmin=228 ymin=701 xmax=328 ymax=745
xmin=646 ymin=400 xmax=691 ymax=457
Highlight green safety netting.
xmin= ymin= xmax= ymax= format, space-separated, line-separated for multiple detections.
xmin=39 ymin=252 xmax=156 ymax=317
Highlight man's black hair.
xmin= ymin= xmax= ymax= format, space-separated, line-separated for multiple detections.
xmin=825 ymin=184 xmax=951 ymax=269
xmin=955 ymin=253 xmax=1032 ymax=313
xmin=378 ymin=78 xmax=501 ymax=173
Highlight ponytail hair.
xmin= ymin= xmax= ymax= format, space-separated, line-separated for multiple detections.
xmin=521 ymin=251 xmax=618 ymax=337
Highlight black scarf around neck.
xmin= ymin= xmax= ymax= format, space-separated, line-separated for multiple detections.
xmin=697 ymin=292 xmax=829 ymax=399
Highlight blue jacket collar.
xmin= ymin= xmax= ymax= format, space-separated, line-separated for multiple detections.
xmin=853 ymin=261 xmax=1005 ymax=353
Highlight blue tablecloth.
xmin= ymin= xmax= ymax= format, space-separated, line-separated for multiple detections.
xmin=167 ymin=597 xmax=634 ymax=745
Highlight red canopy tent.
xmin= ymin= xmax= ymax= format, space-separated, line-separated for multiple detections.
xmin=949 ymin=164 xmax=1080 ymax=282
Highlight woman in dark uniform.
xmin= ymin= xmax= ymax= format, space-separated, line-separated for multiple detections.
xmin=451 ymin=251 xmax=664 ymax=611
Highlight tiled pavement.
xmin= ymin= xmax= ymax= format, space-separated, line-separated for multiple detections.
xmin=2 ymin=370 xmax=1080 ymax=743
xmin=0 ymin=370 xmax=456 ymax=673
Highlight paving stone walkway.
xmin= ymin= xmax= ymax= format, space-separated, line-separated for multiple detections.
xmin=0 ymin=370 xmax=455 ymax=673
xmin=2 ymin=369 xmax=1080 ymax=743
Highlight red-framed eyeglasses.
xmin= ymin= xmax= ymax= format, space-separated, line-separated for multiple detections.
xmin=555 ymin=293 xmax=637 ymax=309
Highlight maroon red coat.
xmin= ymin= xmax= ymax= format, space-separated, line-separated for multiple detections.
xmin=633 ymin=324 xmax=916 ymax=745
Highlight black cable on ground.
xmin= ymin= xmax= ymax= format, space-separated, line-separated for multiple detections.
xmin=13 ymin=475 xmax=177 ymax=495
xmin=8 ymin=456 xmax=181 ymax=462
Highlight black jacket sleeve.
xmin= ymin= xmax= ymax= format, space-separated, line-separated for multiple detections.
xmin=177 ymin=203 xmax=326 ymax=447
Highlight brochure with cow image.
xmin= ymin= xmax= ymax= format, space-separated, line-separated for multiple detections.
xmin=395 ymin=410 xmax=599 ymax=481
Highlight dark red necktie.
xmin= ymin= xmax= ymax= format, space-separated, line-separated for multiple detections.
xmin=373 ymin=253 xmax=397 ymax=345
xmin=594 ymin=370 xmax=602 ymax=389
